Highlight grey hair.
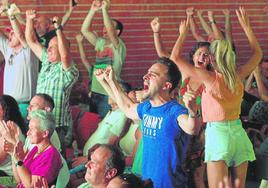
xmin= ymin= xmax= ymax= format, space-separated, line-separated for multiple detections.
xmin=29 ymin=109 xmax=56 ymax=138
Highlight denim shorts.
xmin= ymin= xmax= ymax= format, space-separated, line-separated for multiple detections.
xmin=205 ymin=119 xmax=255 ymax=167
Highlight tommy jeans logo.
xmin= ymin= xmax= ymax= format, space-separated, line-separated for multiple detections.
xmin=143 ymin=114 xmax=163 ymax=138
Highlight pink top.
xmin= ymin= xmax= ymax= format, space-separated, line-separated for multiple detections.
xmin=201 ymin=71 xmax=243 ymax=122
xmin=17 ymin=146 xmax=62 ymax=188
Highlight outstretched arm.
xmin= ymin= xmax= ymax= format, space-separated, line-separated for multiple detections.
xmin=197 ymin=9 xmax=212 ymax=36
xmin=0 ymin=3 xmax=27 ymax=47
xmin=207 ymin=11 xmax=224 ymax=40
xmin=25 ymin=10 xmax=43 ymax=59
xmin=170 ymin=19 xmax=214 ymax=85
xmin=223 ymin=9 xmax=232 ymax=42
xmin=52 ymin=16 xmax=72 ymax=70
xmin=81 ymin=0 xmax=100 ymax=46
xmin=100 ymin=67 xmax=139 ymax=121
xmin=236 ymin=7 xmax=263 ymax=80
xmin=102 ymin=0 xmax=120 ymax=48
xmin=186 ymin=7 xmax=205 ymax=42
xmin=61 ymin=0 xmax=77 ymax=27
xmin=150 ymin=17 xmax=170 ymax=58
xmin=75 ymin=34 xmax=92 ymax=71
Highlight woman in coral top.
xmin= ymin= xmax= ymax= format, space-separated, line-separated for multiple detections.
xmin=171 ymin=8 xmax=262 ymax=188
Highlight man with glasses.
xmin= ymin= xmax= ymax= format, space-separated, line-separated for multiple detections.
xmin=0 ymin=5 xmax=39 ymax=119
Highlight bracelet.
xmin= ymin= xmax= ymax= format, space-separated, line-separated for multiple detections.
xmin=15 ymin=160 xmax=24 ymax=167
xmin=55 ymin=25 xmax=63 ymax=31
xmin=10 ymin=15 xmax=15 ymax=20
xmin=209 ymin=20 xmax=216 ymax=24
xmin=188 ymin=111 xmax=201 ymax=118
xmin=153 ymin=32 xmax=159 ymax=34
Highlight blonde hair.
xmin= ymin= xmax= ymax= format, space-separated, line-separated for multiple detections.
xmin=210 ymin=39 xmax=237 ymax=93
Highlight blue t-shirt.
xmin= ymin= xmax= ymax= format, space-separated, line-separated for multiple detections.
xmin=137 ymin=99 xmax=190 ymax=188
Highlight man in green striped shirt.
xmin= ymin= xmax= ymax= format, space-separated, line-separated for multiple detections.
xmin=25 ymin=10 xmax=79 ymax=155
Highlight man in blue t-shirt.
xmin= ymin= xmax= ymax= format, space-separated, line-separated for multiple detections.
xmin=96 ymin=57 xmax=201 ymax=188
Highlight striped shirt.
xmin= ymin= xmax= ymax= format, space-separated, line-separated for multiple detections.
xmin=37 ymin=48 xmax=79 ymax=127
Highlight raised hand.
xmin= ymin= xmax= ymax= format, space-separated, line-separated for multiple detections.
xmin=208 ymin=11 xmax=214 ymax=22
xmin=223 ymin=9 xmax=230 ymax=17
xmin=26 ymin=9 xmax=36 ymax=20
xmin=186 ymin=7 xmax=194 ymax=17
xmin=104 ymin=66 xmax=115 ymax=82
xmin=52 ymin=16 xmax=61 ymax=28
xmin=179 ymin=19 xmax=189 ymax=36
xmin=0 ymin=120 xmax=20 ymax=145
xmin=150 ymin=17 xmax=160 ymax=33
xmin=12 ymin=141 xmax=25 ymax=161
xmin=236 ymin=7 xmax=250 ymax=29
xmin=183 ymin=85 xmax=198 ymax=115
xmin=94 ymin=68 xmax=106 ymax=82
xmin=70 ymin=0 xmax=78 ymax=10
xmin=101 ymin=0 xmax=110 ymax=11
xmin=90 ymin=0 xmax=102 ymax=12
xmin=196 ymin=9 xmax=203 ymax=17
xmin=75 ymin=33 xmax=84 ymax=43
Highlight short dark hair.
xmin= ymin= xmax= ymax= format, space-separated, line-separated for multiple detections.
xmin=101 ymin=144 xmax=125 ymax=176
xmin=35 ymin=93 xmax=55 ymax=110
xmin=155 ymin=57 xmax=181 ymax=92
xmin=112 ymin=19 xmax=123 ymax=36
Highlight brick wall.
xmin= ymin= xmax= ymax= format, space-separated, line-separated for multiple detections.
xmin=1 ymin=0 xmax=268 ymax=88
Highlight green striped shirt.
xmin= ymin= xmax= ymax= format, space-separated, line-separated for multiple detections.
xmin=37 ymin=48 xmax=79 ymax=127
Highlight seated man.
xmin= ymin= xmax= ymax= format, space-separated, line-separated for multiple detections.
xmin=79 ymin=144 xmax=125 ymax=188
xmin=70 ymin=96 xmax=127 ymax=171
xmin=25 ymin=93 xmax=61 ymax=152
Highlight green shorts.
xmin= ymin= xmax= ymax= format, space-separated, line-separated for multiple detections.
xmin=205 ymin=119 xmax=255 ymax=167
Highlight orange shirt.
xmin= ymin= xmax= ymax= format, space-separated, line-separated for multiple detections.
xmin=201 ymin=72 xmax=243 ymax=122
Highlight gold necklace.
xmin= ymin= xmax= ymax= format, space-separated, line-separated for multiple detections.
xmin=36 ymin=143 xmax=51 ymax=155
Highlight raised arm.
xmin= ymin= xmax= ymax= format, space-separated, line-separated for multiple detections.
xmin=104 ymin=67 xmax=139 ymax=121
xmin=244 ymin=72 xmax=254 ymax=92
xmin=75 ymin=34 xmax=92 ymax=71
xmin=52 ymin=16 xmax=72 ymax=70
xmin=186 ymin=7 xmax=205 ymax=42
xmin=236 ymin=7 xmax=263 ymax=80
xmin=197 ymin=9 xmax=213 ymax=36
xmin=81 ymin=0 xmax=100 ymax=46
xmin=102 ymin=0 xmax=120 ymax=48
xmin=150 ymin=17 xmax=170 ymax=58
xmin=253 ymin=65 xmax=268 ymax=101
xmin=207 ymin=11 xmax=224 ymax=40
xmin=25 ymin=10 xmax=43 ymax=59
xmin=61 ymin=0 xmax=77 ymax=27
xmin=170 ymin=19 xmax=214 ymax=85
xmin=8 ymin=13 xmax=27 ymax=48
xmin=223 ymin=9 xmax=232 ymax=42
xmin=95 ymin=68 xmax=116 ymax=101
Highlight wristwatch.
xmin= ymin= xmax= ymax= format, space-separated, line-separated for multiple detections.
xmin=16 ymin=160 xmax=23 ymax=167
